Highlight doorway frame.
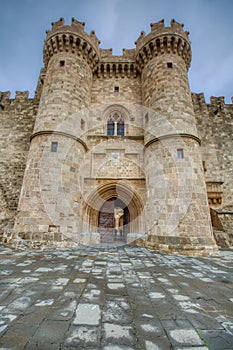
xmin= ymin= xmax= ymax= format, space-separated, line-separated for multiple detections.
xmin=82 ymin=181 xmax=144 ymax=234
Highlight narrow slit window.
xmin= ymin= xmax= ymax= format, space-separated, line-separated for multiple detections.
xmin=51 ymin=142 xmax=58 ymax=152
xmin=81 ymin=118 xmax=85 ymax=130
xmin=177 ymin=149 xmax=184 ymax=159
xmin=167 ymin=62 xmax=173 ymax=68
xmin=202 ymin=161 xmax=207 ymax=172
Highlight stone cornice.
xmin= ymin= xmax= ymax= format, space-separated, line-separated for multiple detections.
xmin=30 ymin=131 xmax=88 ymax=152
xmin=87 ymin=135 xmax=144 ymax=141
xmin=144 ymin=133 xmax=201 ymax=148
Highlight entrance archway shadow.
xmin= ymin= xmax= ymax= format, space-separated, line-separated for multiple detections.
xmin=82 ymin=181 xmax=145 ymax=243
xmin=98 ymin=197 xmax=130 ymax=243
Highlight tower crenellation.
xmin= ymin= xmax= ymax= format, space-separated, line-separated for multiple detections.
xmin=135 ymin=19 xmax=191 ymax=71
xmin=43 ymin=17 xmax=100 ymax=69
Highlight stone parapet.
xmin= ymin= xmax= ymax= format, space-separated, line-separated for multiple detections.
xmin=135 ymin=19 xmax=191 ymax=71
xmin=43 ymin=18 xmax=100 ymax=69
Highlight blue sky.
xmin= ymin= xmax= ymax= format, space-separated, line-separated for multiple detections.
xmin=0 ymin=0 xmax=232 ymax=102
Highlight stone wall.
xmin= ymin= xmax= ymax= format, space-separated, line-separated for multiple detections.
xmin=91 ymin=75 xmax=142 ymax=106
xmin=0 ymin=91 xmax=37 ymax=236
xmin=192 ymin=93 xmax=233 ymax=210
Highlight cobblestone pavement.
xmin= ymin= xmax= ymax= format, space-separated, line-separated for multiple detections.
xmin=0 ymin=244 xmax=233 ymax=350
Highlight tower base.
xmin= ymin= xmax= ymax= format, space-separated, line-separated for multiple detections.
xmin=133 ymin=234 xmax=218 ymax=256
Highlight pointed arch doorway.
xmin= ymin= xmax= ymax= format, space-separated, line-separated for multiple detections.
xmin=82 ymin=181 xmax=145 ymax=244
xmin=98 ymin=197 xmax=130 ymax=243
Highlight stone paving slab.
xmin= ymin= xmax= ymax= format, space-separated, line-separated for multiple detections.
xmin=0 ymin=244 xmax=232 ymax=349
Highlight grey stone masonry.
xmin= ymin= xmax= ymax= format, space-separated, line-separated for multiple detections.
xmin=0 ymin=243 xmax=233 ymax=349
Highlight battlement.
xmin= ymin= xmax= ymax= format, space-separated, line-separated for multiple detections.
xmin=46 ymin=17 xmax=100 ymax=46
xmin=191 ymin=92 xmax=207 ymax=110
xmin=192 ymin=93 xmax=233 ymax=106
xmin=43 ymin=18 xmax=192 ymax=73
xmin=192 ymin=93 xmax=233 ymax=116
xmin=135 ymin=19 xmax=191 ymax=70
xmin=0 ymin=91 xmax=31 ymax=101
xmin=150 ymin=18 xmax=188 ymax=35
xmin=44 ymin=17 xmax=101 ymax=68
xmin=150 ymin=19 xmax=189 ymax=32
xmin=0 ymin=90 xmax=36 ymax=112
xmin=210 ymin=96 xmax=226 ymax=107
xmin=135 ymin=19 xmax=190 ymax=47
xmin=99 ymin=48 xmax=135 ymax=60
xmin=0 ymin=91 xmax=11 ymax=101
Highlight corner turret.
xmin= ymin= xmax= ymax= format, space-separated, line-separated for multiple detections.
xmin=14 ymin=18 xmax=97 ymax=240
xmin=140 ymin=19 xmax=217 ymax=255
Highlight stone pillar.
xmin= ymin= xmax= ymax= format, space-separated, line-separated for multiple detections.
xmin=13 ymin=18 xmax=100 ymax=244
xmin=136 ymin=19 xmax=217 ymax=255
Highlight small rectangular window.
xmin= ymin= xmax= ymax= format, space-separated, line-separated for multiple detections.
xmin=177 ymin=149 xmax=184 ymax=159
xmin=167 ymin=62 xmax=173 ymax=68
xmin=60 ymin=60 xmax=65 ymax=67
xmin=114 ymin=86 xmax=119 ymax=92
xmin=51 ymin=142 xmax=58 ymax=152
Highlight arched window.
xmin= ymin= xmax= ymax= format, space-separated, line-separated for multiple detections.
xmin=107 ymin=119 xmax=114 ymax=135
xmin=117 ymin=120 xmax=124 ymax=136
xmin=106 ymin=113 xmax=125 ymax=136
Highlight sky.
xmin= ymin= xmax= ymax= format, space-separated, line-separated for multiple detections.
xmin=0 ymin=0 xmax=232 ymax=103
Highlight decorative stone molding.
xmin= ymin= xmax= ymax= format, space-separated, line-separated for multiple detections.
xmin=30 ymin=130 xmax=88 ymax=152
xmin=207 ymin=181 xmax=223 ymax=207
xmin=93 ymin=62 xmax=139 ymax=79
xmin=144 ymin=133 xmax=201 ymax=148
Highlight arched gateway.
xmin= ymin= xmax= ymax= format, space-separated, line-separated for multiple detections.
xmin=82 ymin=182 xmax=145 ymax=243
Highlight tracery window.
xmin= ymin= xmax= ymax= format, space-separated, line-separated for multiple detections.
xmin=107 ymin=112 xmax=125 ymax=136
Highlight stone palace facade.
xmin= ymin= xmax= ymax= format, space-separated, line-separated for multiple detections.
xmin=0 ymin=18 xmax=232 ymax=255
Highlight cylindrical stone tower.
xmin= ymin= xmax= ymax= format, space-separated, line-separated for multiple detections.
xmin=13 ymin=18 xmax=100 ymax=243
xmin=136 ymin=19 xmax=217 ymax=255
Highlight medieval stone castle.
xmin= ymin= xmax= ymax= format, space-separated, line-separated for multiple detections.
xmin=0 ymin=18 xmax=232 ymax=255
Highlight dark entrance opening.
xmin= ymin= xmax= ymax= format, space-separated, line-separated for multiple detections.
xmin=98 ymin=197 xmax=130 ymax=243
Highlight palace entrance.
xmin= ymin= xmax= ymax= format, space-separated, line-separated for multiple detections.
xmin=98 ymin=197 xmax=130 ymax=243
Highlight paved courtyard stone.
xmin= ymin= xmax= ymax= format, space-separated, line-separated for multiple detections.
xmin=73 ymin=304 xmax=101 ymax=325
xmin=0 ymin=244 xmax=232 ymax=349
